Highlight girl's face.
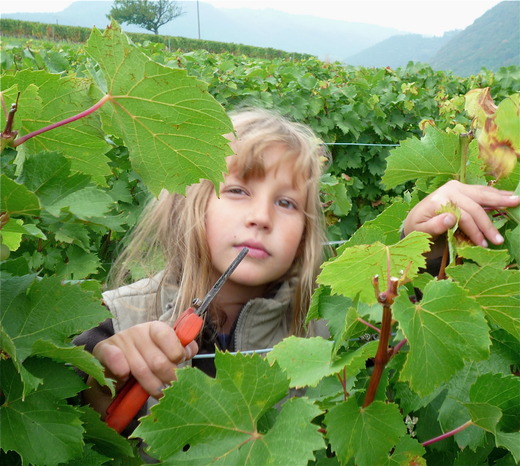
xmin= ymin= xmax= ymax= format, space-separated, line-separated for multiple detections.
xmin=205 ymin=144 xmax=306 ymax=290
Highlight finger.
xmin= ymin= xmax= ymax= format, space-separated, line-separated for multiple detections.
xmin=184 ymin=341 xmax=199 ymax=360
xmin=457 ymin=209 xmax=488 ymax=247
xmin=149 ymin=321 xmax=186 ymax=365
xmin=93 ymin=341 xmax=130 ymax=382
xmin=412 ymin=213 xmax=457 ymax=237
xmin=458 ymin=184 xmax=519 ymax=208
xmin=458 ymin=199 xmax=504 ymax=246
xmin=126 ymin=345 xmax=166 ymax=398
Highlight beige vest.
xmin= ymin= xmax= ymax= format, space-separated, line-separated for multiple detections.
xmin=102 ymin=275 xmax=328 ymax=353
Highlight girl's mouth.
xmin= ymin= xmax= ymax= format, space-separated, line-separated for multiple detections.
xmin=236 ymin=242 xmax=269 ymax=259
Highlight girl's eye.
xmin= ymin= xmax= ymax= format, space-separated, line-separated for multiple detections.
xmin=224 ymin=186 xmax=247 ymax=196
xmin=277 ymin=198 xmax=297 ymax=210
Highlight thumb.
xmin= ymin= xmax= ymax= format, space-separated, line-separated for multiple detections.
xmin=417 ymin=213 xmax=457 ymax=237
xmin=184 ymin=340 xmax=199 ymax=361
xmin=93 ymin=341 xmax=130 ymax=381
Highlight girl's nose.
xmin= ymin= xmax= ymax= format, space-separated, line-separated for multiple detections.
xmin=246 ymin=199 xmax=273 ymax=230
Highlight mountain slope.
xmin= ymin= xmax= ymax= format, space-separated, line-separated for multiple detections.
xmin=346 ymin=32 xmax=458 ymax=68
xmin=429 ymin=1 xmax=520 ymax=75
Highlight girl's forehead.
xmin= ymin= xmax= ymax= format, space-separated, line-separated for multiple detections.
xmin=226 ymin=149 xmax=307 ymax=188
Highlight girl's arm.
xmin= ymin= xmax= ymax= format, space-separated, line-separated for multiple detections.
xmin=83 ymin=321 xmax=198 ymax=417
xmin=403 ymin=180 xmax=520 ymax=252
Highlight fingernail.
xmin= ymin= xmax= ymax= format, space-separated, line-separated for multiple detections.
xmin=481 ymin=239 xmax=489 ymax=248
xmin=510 ymin=195 xmax=519 ymax=201
xmin=495 ymin=233 xmax=504 ymax=244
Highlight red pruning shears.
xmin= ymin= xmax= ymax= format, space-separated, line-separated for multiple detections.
xmin=105 ymin=247 xmax=249 ymax=433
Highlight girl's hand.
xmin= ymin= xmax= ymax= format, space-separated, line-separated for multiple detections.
xmin=92 ymin=321 xmax=198 ymax=399
xmin=403 ymin=180 xmax=520 ymax=247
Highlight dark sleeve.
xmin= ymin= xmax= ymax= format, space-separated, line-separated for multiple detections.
xmin=73 ymin=318 xmax=115 ymax=353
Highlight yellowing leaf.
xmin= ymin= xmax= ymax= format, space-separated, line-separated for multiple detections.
xmin=465 ymin=88 xmax=497 ymax=128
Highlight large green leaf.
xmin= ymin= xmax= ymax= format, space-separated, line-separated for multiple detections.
xmin=318 ymin=231 xmax=431 ymax=304
xmin=325 ymin=398 xmax=406 ymax=466
xmin=382 ymin=125 xmax=462 ymax=189
xmin=339 ymin=199 xmax=411 ymax=250
xmin=393 ymin=279 xmax=491 ymax=396
xmin=85 ymin=21 xmax=233 ymax=196
xmin=469 ymin=373 xmax=520 ymax=432
xmin=1 ymin=71 xmax=111 ymax=182
xmin=19 ymin=151 xmax=115 ymax=220
xmin=0 ymin=358 xmax=85 ymax=466
xmin=0 ymin=275 xmax=111 ymax=393
xmin=135 ymin=352 xmax=325 ymax=464
xmin=447 ymin=263 xmax=520 ymax=341
xmin=267 ymin=336 xmax=378 ymax=388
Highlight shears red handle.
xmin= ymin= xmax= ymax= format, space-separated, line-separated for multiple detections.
xmin=104 ymin=307 xmax=203 ymax=433
xmin=104 ymin=248 xmax=248 ymax=433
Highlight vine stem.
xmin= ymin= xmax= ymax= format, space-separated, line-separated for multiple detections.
xmin=13 ymin=94 xmax=112 ymax=147
xmin=357 ymin=317 xmax=381 ymax=333
xmin=438 ymin=241 xmax=449 ymax=280
xmin=362 ymin=276 xmax=399 ymax=408
xmin=392 ymin=338 xmax=407 ymax=356
xmin=422 ymin=420 xmax=473 ymax=447
xmin=336 ymin=367 xmax=349 ymax=400
xmin=458 ymin=132 xmax=473 ymax=184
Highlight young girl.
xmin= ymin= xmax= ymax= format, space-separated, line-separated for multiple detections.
xmin=77 ymin=108 xmax=520 ymax=419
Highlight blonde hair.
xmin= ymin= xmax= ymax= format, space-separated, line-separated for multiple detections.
xmin=110 ymin=108 xmax=328 ymax=335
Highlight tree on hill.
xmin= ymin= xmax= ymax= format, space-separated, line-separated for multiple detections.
xmin=108 ymin=0 xmax=184 ymax=35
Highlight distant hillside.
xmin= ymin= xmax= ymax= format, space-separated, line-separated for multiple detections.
xmin=1 ymin=1 xmax=405 ymax=61
xmin=429 ymin=1 xmax=520 ymax=76
xmin=345 ymin=32 xmax=459 ymax=68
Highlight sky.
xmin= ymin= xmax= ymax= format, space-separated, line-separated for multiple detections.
xmin=0 ymin=0 xmax=509 ymax=36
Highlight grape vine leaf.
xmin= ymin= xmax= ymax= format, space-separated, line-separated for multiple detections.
xmin=135 ymin=352 xmax=325 ymax=464
xmin=78 ymin=406 xmax=140 ymax=463
xmin=0 ymin=275 xmax=111 ymax=394
xmin=468 ymin=373 xmax=520 ymax=433
xmin=447 ymin=263 xmax=520 ymax=341
xmin=455 ymin=245 xmax=510 ymax=269
xmin=325 ymin=398 xmax=406 ymax=466
xmin=464 ymin=403 xmax=502 ymax=434
xmin=393 ymin=279 xmax=491 ymax=397
xmin=307 ymin=287 xmax=367 ymax=352
xmin=495 ymin=432 xmax=520 ymax=464
xmin=18 ymin=151 xmax=114 ymax=220
xmin=1 ymin=70 xmax=112 ymax=182
xmin=317 ymin=231 xmax=431 ymax=304
xmin=383 ymin=436 xmax=426 ymax=466
xmin=338 ymin=199 xmax=411 ymax=250
xmin=267 ymin=336 xmax=378 ymax=388
xmin=382 ymin=125 xmax=462 ymax=189
xmin=0 ymin=358 xmax=85 ymax=466
xmin=0 ymin=174 xmax=40 ymax=216
xmin=32 ymin=340 xmax=108 ymax=389
xmin=85 ymin=21 xmax=233 ymax=196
